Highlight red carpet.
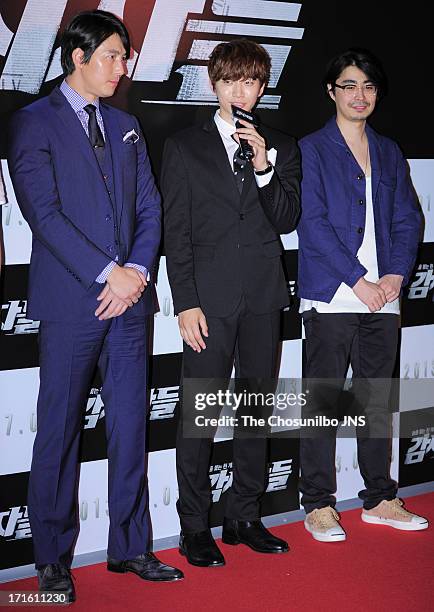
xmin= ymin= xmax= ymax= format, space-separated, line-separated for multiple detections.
xmin=1 ymin=493 xmax=432 ymax=611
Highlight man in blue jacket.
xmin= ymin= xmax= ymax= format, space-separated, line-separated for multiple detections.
xmin=297 ymin=48 xmax=428 ymax=542
xmin=8 ymin=10 xmax=182 ymax=601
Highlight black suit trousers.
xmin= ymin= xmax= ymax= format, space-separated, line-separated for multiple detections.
xmin=176 ymin=298 xmax=280 ymax=533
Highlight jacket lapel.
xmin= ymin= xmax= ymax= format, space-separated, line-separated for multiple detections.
xmin=50 ymin=87 xmax=102 ymax=176
xmin=203 ymin=119 xmax=243 ymax=204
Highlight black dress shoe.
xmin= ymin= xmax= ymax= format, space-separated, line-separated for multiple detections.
xmin=107 ymin=552 xmax=183 ymax=582
xmin=37 ymin=563 xmax=75 ymax=603
xmin=222 ymin=518 xmax=289 ymax=553
xmin=179 ymin=530 xmax=225 ymax=567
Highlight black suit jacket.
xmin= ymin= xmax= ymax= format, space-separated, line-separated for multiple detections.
xmin=161 ymin=117 xmax=301 ymax=317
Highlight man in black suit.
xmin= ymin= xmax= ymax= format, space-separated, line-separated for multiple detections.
xmin=161 ymin=40 xmax=300 ymax=567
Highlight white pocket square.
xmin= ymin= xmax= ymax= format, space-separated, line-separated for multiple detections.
xmin=123 ymin=129 xmax=139 ymax=144
xmin=267 ymin=147 xmax=277 ymax=165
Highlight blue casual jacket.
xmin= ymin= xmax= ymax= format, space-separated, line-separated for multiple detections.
xmin=297 ymin=117 xmax=421 ymax=302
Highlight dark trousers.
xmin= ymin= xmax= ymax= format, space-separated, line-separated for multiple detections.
xmin=176 ymin=298 xmax=280 ymax=533
xmin=300 ymin=310 xmax=399 ymax=513
xmin=28 ymin=314 xmax=149 ymax=568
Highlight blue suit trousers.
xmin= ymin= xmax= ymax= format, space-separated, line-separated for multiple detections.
xmin=28 ymin=313 xmax=149 ymax=568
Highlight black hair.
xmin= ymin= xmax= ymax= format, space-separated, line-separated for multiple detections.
xmin=323 ymin=48 xmax=388 ymax=99
xmin=60 ymin=10 xmax=130 ymax=76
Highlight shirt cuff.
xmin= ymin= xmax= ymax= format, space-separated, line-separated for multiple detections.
xmin=125 ymin=262 xmax=150 ymax=281
xmin=96 ymin=261 xmax=116 ymax=284
xmin=254 ymin=168 xmax=274 ymax=188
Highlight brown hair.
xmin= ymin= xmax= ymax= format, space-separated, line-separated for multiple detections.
xmin=208 ymin=39 xmax=271 ymax=86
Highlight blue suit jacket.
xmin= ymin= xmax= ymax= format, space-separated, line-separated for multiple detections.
xmin=8 ymin=86 xmax=161 ymax=321
xmin=297 ymin=117 xmax=421 ymax=302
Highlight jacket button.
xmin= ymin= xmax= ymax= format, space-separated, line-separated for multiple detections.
xmin=358 ymin=199 xmax=364 ymax=205
xmin=357 ymin=227 xmax=363 ymax=234
xmin=239 ymin=213 xmax=245 ymax=220
xmin=105 ymin=214 xmax=111 ymax=221
xmin=107 ymin=245 xmax=113 ymax=252
xmin=103 ymin=175 xmax=108 ymax=180
xmin=357 ymin=174 xmax=364 ymax=180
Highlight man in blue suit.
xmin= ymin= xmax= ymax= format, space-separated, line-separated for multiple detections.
xmin=8 ymin=10 xmax=182 ymax=601
xmin=297 ymin=48 xmax=428 ymax=542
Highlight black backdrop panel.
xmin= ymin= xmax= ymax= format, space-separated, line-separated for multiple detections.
xmin=401 ymin=243 xmax=434 ymax=328
xmin=281 ymin=249 xmax=301 ymax=341
xmin=147 ymin=352 xmax=182 ymax=453
xmin=399 ymin=408 xmax=434 ymax=487
xmin=0 ymin=1 xmax=432 ymax=161
xmin=209 ymin=434 xmax=300 ymax=528
xmin=0 ymin=472 xmax=33 ymax=571
xmin=0 ymin=265 xmax=39 ymax=371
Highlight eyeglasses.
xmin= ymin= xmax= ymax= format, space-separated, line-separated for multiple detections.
xmin=334 ymin=83 xmax=377 ymax=96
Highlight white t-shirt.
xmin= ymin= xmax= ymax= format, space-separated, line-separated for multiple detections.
xmin=300 ymin=177 xmax=399 ymax=315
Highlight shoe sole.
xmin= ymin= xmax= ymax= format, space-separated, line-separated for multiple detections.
xmin=107 ymin=564 xmax=184 ymax=581
xmin=221 ymin=535 xmax=289 ymax=553
xmin=178 ymin=547 xmax=225 ymax=567
xmin=361 ymin=514 xmax=429 ymax=531
xmin=304 ymin=521 xmax=346 ymax=543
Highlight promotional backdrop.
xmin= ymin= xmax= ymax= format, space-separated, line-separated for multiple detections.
xmin=1 ymin=0 xmax=433 ymax=576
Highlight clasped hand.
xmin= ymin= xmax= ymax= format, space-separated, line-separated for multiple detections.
xmin=95 ymin=264 xmax=147 ymax=320
xmin=352 ymin=274 xmax=403 ymax=312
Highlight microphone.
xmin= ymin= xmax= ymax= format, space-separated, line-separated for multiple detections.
xmin=231 ymin=105 xmax=259 ymax=163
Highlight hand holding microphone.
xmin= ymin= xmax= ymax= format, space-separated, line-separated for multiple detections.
xmin=232 ymin=105 xmax=270 ymax=173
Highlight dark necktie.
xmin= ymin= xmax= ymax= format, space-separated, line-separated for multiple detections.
xmin=84 ymin=104 xmax=105 ymax=150
xmin=233 ymin=144 xmax=246 ymax=194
